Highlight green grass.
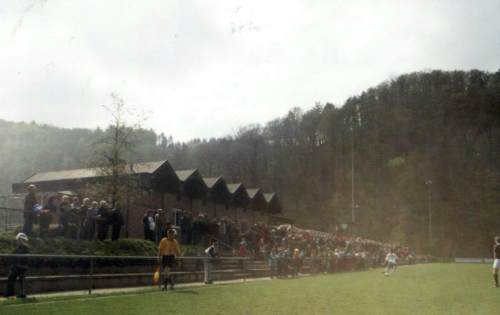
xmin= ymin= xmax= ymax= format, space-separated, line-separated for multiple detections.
xmin=1 ymin=263 xmax=499 ymax=315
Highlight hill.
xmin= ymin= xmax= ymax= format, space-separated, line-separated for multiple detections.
xmin=1 ymin=69 xmax=500 ymax=256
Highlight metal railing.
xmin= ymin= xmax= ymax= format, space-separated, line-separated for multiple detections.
xmin=0 ymin=254 xmax=257 ymax=296
xmin=0 ymin=207 xmax=23 ymax=231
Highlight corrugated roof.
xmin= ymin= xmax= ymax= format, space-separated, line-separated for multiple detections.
xmin=24 ymin=168 xmax=98 ymax=183
xmin=175 ymin=169 xmax=198 ymax=182
xmin=203 ymin=177 xmax=222 ymax=188
xmin=23 ymin=160 xmax=169 ymax=183
xmin=246 ymin=188 xmax=262 ymax=199
xmin=226 ymin=183 xmax=243 ymax=194
xmin=130 ymin=160 xmax=168 ymax=174
xmin=264 ymin=193 xmax=276 ymax=203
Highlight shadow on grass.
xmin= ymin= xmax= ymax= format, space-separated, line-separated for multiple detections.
xmin=1 ymin=297 xmax=39 ymax=306
xmin=173 ymin=290 xmax=199 ymax=295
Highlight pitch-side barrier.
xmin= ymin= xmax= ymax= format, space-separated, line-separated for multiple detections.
xmin=0 ymin=254 xmax=317 ymax=296
xmin=454 ymin=258 xmax=494 ymax=264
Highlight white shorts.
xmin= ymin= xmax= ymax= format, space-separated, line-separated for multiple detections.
xmin=493 ymin=259 xmax=500 ymax=269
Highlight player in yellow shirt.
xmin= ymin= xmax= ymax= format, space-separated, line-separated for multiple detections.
xmin=158 ymin=229 xmax=181 ymax=290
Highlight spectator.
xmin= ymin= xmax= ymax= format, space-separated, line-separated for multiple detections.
xmin=218 ymin=217 xmax=227 ymax=243
xmin=143 ymin=210 xmax=155 ymax=241
xmin=96 ymin=200 xmax=110 ymax=241
xmin=22 ymin=184 xmax=38 ymax=237
xmin=70 ymin=197 xmax=82 ymax=239
xmin=239 ymin=238 xmax=248 ymax=257
xmin=83 ymin=201 xmax=99 ymax=240
xmin=191 ymin=215 xmax=201 ymax=245
xmin=154 ymin=209 xmax=167 ymax=244
xmin=110 ymin=203 xmax=124 ymax=241
xmin=58 ymin=195 xmax=71 ymax=237
xmin=204 ymin=239 xmax=219 ymax=284
xmin=180 ymin=212 xmax=192 ymax=245
xmin=268 ymin=246 xmax=279 ymax=279
xmin=76 ymin=198 xmax=91 ymax=240
xmin=5 ymin=233 xmax=30 ymax=299
xmin=40 ymin=195 xmax=57 ymax=238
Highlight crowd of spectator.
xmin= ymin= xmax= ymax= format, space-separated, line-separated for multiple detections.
xmin=21 ymin=184 xmax=414 ymax=272
xmin=22 ymin=184 xmax=124 ymax=241
xmin=141 ymin=205 xmax=415 ymax=278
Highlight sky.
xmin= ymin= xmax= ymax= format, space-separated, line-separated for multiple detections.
xmin=0 ymin=0 xmax=499 ymax=141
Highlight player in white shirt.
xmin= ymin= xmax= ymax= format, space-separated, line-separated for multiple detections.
xmin=384 ymin=249 xmax=398 ymax=276
xmin=492 ymin=237 xmax=500 ymax=287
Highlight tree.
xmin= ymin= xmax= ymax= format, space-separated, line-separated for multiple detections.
xmin=90 ymin=94 xmax=147 ymax=205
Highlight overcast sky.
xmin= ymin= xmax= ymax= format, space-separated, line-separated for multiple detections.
xmin=0 ymin=0 xmax=499 ymax=141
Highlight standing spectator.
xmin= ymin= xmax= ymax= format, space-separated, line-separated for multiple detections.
xmin=83 ymin=201 xmax=99 ymax=240
xmin=79 ymin=198 xmax=90 ymax=239
xmin=5 ymin=233 xmax=30 ymax=299
xmin=204 ymin=239 xmax=219 ymax=284
xmin=218 ymin=218 xmax=227 ymax=244
xmin=68 ymin=197 xmax=81 ymax=239
xmin=143 ymin=210 xmax=155 ymax=241
xmin=110 ymin=203 xmax=124 ymax=241
xmin=292 ymin=248 xmax=302 ymax=277
xmin=154 ymin=209 xmax=167 ymax=244
xmin=22 ymin=184 xmax=38 ymax=237
xmin=239 ymin=238 xmax=248 ymax=257
xmin=158 ymin=229 xmax=181 ymax=291
xmin=209 ymin=218 xmax=219 ymax=241
xmin=258 ymin=238 xmax=268 ymax=260
xmin=96 ymin=200 xmax=110 ymax=241
xmin=191 ymin=215 xmax=201 ymax=245
xmin=199 ymin=215 xmax=210 ymax=246
xmin=58 ymin=195 xmax=71 ymax=237
xmin=268 ymin=246 xmax=279 ymax=279
xmin=40 ymin=195 xmax=57 ymax=238
xmin=180 ymin=212 xmax=192 ymax=245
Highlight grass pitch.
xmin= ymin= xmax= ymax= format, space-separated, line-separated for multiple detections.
xmin=1 ymin=263 xmax=498 ymax=315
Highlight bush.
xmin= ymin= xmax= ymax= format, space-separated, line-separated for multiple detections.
xmin=0 ymin=232 xmax=204 ymax=257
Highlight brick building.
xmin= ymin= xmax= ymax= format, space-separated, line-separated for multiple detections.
xmin=12 ymin=160 xmax=286 ymax=238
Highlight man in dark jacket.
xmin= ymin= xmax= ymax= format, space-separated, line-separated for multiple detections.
xmin=5 ymin=233 xmax=30 ymax=298
xmin=22 ymin=185 xmax=37 ymax=237
xmin=96 ymin=200 xmax=111 ymax=241
xmin=110 ymin=203 xmax=124 ymax=241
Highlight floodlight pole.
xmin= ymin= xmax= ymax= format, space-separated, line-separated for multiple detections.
xmin=425 ymin=180 xmax=433 ymax=251
xmin=351 ymin=117 xmax=356 ymax=237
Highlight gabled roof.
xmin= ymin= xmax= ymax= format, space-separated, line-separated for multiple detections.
xmin=23 ymin=160 xmax=170 ymax=183
xmin=264 ymin=192 xmax=283 ymax=214
xmin=175 ymin=169 xmax=198 ymax=182
xmin=246 ymin=188 xmax=262 ymax=199
xmin=264 ymin=193 xmax=277 ymax=203
xmin=130 ymin=160 xmax=168 ymax=174
xmin=203 ymin=177 xmax=223 ymax=189
xmin=226 ymin=183 xmax=243 ymax=194
xmin=24 ymin=168 xmax=98 ymax=183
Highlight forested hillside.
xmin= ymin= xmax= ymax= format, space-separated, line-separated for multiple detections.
xmin=1 ymin=69 xmax=499 ymax=256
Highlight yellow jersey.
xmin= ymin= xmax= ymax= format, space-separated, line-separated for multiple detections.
xmin=158 ymin=238 xmax=181 ymax=257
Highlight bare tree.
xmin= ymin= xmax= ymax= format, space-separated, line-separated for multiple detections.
xmin=91 ymin=93 xmax=147 ymax=206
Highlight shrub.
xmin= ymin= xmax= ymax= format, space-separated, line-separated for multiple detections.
xmin=0 ymin=233 xmax=204 ymax=257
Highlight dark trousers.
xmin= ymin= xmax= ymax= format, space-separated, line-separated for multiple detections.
xmin=144 ymin=229 xmax=154 ymax=241
xmin=39 ymin=213 xmax=52 ymax=238
xmin=84 ymin=222 xmax=96 ymax=240
xmin=22 ymin=217 xmax=33 ymax=237
xmin=111 ymin=225 xmax=121 ymax=241
xmin=97 ymin=224 xmax=109 ymax=241
xmin=59 ymin=217 xmax=69 ymax=237
xmin=6 ymin=265 xmax=27 ymax=297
